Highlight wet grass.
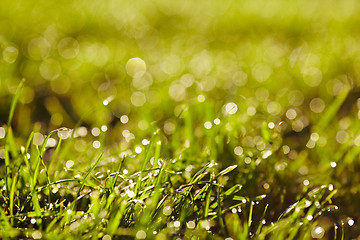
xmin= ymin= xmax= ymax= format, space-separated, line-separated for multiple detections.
xmin=0 ymin=80 xmax=350 ymax=239
xmin=1 ymin=0 xmax=360 ymax=239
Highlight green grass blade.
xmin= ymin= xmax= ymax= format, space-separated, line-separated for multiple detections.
xmin=134 ymin=132 xmax=157 ymax=197
xmin=204 ymin=182 xmax=213 ymax=218
xmin=216 ymin=165 xmax=237 ymax=178
xmin=314 ymin=86 xmax=350 ymax=133
xmin=248 ymin=201 xmax=254 ymax=228
xmin=6 ymin=79 xmax=25 ymax=128
xmin=4 ymin=79 xmax=25 ymax=195
xmin=77 ymin=152 xmax=104 ymax=195
xmin=111 ymin=156 xmax=125 ymax=191
xmin=9 ymin=173 xmax=18 ymax=225
xmin=216 ymin=187 xmax=226 ymax=235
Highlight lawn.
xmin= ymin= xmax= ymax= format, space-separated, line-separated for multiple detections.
xmin=1 ymin=0 xmax=360 ymax=239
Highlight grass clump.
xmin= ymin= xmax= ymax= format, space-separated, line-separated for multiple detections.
xmin=0 ymin=84 xmax=343 ymax=239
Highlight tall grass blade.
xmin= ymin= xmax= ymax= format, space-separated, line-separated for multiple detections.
xmin=77 ymin=152 xmax=103 ymax=195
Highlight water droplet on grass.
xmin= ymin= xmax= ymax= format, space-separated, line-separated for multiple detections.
xmin=102 ymin=234 xmax=112 ymax=240
xmin=135 ymin=230 xmax=147 ymax=239
xmin=101 ymin=125 xmax=108 ymax=132
xmin=174 ymin=221 xmax=181 ymax=228
xmin=92 ymin=141 xmax=101 ymax=149
xmin=234 ymin=146 xmax=243 ymax=156
xmin=262 ymin=150 xmax=272 ymax=159
xmin=33 ymin=132 xmax=45 ymax=146
xmin=187 ymin=221 xmax=196 ymax=229
xmin=268 ymin=122 xmax=275 ymax=129
xmin=244 ymin=158 xmax=251 ymax=164
xmin=142 ymin=139 xmax=150 ymax=145
xmin=74 ymin=127 xmax=88 ymax=137
xmin=125 ymin=190 xmax=135 ymax=198
xmin=45 ymin=138 xmax=57 ymax=147
xmin=0 ymin=127 xmax=5 ymax=139
xmin=120 ymin=115 xmax=129 ymax=124
xmin=311 ymin=226 xmax=325 ymax=238
xmin=204 ymin=121 xmax=212 ymax=129
xmin=66 ymin=160 xmax=74 ymax=168
xmin=135 ymin=146 xmax=142 ymax=154
xmin=32 ymin=230 xmax=42 ymax=239
xmin=91 ymin=127 xmax=101 ymax=137
xmin=163 ymin=206 xmax=172 ymax=216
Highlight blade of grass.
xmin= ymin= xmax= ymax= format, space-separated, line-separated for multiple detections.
xmin=107 ymin=199 xmax=128 ymax=235
xmin=314 ymin=86 xmax=350 ymax=133
xmin=134 ymin=132 xmax=157 ymax=197
xmin=255 ymin=204 xmax=268 ymax=236
xmin=216 ymin=186 xmax=226 ymax=235
xmin=248 ymin=201 xmax=254 ymax=228
xmin=4 ymin=79 xmax=25 ymax=196
xmin=111 ymin=156 xmax=125 ymax=191
xmin=22 ymin=131 xmax=34 ymax=175
xmin=204 ymin=180 xmax=213 ymax=218
xmin=9 ymin=173 xmax=18 ymax=225
xmin=47 ymin=136 xmax=63 ymax=170
xmin=77 ymin=152 xmax=104 ymax=195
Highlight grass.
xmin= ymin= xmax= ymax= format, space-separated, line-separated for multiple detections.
xmin=1 ymin=0 xmax=360 ymax=239
xmin=0 ymin=83 xmax=345 ymax=239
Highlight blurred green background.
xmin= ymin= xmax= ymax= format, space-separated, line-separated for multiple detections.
xmin=1 ymin=0 xmax=360 ymax=237
xmin=1 ymin=0 xmax=360 ymax=132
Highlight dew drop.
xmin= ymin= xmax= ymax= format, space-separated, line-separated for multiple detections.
xmin=93 ymin=141 xmax=101 ymax=149
xmin=0 ymin=127 xmax=5 ymax=139
xmin=303 ymin=179 xmax=310 ymax=186
xmin=135 ymin=230 xmax=147 ymax=239
xmin=66 ymin=160 xmax=74 ymax=168
xmin=311 ymin=226 xmax=325 ymax=238
xmin=214 ymin=118 xmax=220 ymax=125
xmin=101 ymin=125 xmax=108 ymax=132
xmin=91 ymin=127 xmax=101 ymax=136
xmin=234 ymin=146 xmax=243 ymax=156
xmin=135 ymin=146 xmax=142 ymax=154
xmin=120 ymin=115 xmax=129 ymax=124
xmin=204 ymin=121 xmax=212 ymax=129
xmin=187 ymin=221 xmax=196 ymax=229
xmin=174 ymin=221 xmax=181 ymax=228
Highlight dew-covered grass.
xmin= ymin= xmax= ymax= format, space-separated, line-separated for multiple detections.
xmin=1 ymin=0 xmax=360 ymax=239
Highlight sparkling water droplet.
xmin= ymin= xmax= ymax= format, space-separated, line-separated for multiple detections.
xmin=57 ymin=128 xmax=72 ymax=139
